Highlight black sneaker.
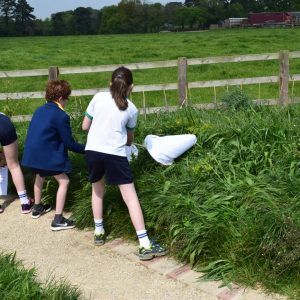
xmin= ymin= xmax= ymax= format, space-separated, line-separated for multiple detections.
xmin=94 ymin=233 xmax=106 ymax=246
xmin=51 ymin=216 xmax=75 ymax=231
xmin=21 ymin=198 xmax=34 ymax=214
xmin=32 ymin=203 xmax=52 ymax=219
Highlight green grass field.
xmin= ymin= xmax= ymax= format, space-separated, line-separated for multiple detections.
xmin=0 ymin=28 xmax=300 ymax=115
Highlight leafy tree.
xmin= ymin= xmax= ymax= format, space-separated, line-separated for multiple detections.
xmin=194 ymin=0 xmax=225 ymax=26
xmin=226 ymin=2 xmax=245 ymax=17
xmin=73 ymin=7 xmax=92 ymax=34
xmin=14 ymin=0 xmax=35 ymax=35
xmin=51 ymin=12 xmax=66 ymax=35
xmin=145 ymin=3 xmax=165 ymax=32
xmin=116 ymin=0 xmax=145 ymax=33
xmin=99 ymin=5 xmax=119 ymax=34
xmin=165 ymin=2 xmax=183 ymax=29
xmin=0 ymin=0 xmax=16 ymax=35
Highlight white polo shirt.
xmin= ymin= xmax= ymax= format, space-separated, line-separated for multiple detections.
xmin=85 ymin=92 xmax=138 ymax=157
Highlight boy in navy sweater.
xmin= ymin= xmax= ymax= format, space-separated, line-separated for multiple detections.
xmin=22 ymin=80 xmax=85 ymax=230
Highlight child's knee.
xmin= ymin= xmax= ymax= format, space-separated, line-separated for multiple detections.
xmin=59 ymin=177 xmax=70 ymax=188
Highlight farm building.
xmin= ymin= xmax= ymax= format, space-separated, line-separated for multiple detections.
xmin=224 ymin=18 xmax=248 ymax=28
xmin=291 ymin=12 xmax=300 ymax=25
xmin=248 ymin=12 xmax=292 ymax=27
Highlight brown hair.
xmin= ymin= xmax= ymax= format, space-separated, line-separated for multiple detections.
xmin=110 ymin=67 xmax=133 ymax=111
xmin=45 ymin=80 xmax=71 ymax=102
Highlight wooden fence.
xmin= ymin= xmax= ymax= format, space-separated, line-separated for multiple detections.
xmin=1 ymin=50 xmax=300 ymax=115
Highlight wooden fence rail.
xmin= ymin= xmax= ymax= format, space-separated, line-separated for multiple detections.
xmin=1 ymin=50 xmax=300 ymax=106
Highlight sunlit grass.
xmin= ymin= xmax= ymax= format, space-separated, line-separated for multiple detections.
xmin=0 ymin=253 xmax=82 ymax=300
xmin=1 ymin=28 xmax=299 ymax=115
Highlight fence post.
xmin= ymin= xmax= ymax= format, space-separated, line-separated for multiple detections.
xmin=279 ymin=51 xmax=289 ymax=106
xmin=48 ymin=67 xmax=59 ymax=80
xmin=178 ymin=57 xmax=187 ymax=107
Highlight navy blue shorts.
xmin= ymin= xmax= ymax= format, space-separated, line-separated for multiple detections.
xmin=0 ymin=114 xmax=18 ymax=146
xmin=85 ymin=150 xmax=133 ymax=185
xmin=31 ymin=168 xmax=63 ymax=178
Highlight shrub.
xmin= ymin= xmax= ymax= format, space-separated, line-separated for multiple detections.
xmin=220 ymin=88 xmax=252 ymax=110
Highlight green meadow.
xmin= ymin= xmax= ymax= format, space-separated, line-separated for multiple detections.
xmin=0 ymin=28 xmax=300 ymax=115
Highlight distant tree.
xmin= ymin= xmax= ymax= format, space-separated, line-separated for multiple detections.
xmin=14 ymin=0 xmax=35 ymax=35
xmin=99 ymin=5 xmax=119 ymax=33
xmin=194 ymin=0 xmax=225 ymax=25
xmin=230 ymin=0 xmax=260 ymax=13
xmin=51 ymin=12 xmax=65 ymax=35
xmin=189 ymin=7 xmax=207 ymax=29
xmin=293 ymin=0 xmax=300 ymax=10
xmin=165 ymin=1 xmax=183 ymax=28
xmin=116 ymin=0 xmax=145 ymax=33
xmin=0 ymin=0 xmax=16 ymax=35
xmin=73 ymin=7 xmax=93 ymax=34
xmin=175 ymin=6 xmax=189 ymax=29
xmin=226 ymin=2 xmax=245 ymax=17
xmin=256 ymin=0 xmax=298 ymax=11
xmin=33 ymin=18 xmax=51 ymax=35
xmin=145 ymin=3 xmax=164 ymax=32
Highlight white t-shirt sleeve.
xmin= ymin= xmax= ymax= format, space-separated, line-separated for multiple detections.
xmin=126 ymin=108 xmax=138 ymax=130
xmin=85 ymin=95 xmax=97 ymax=120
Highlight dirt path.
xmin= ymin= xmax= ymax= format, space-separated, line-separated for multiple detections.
xmin=0 ymin=199 xmax=213 ymax=300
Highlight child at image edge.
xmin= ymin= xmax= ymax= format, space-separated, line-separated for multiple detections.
xmin=22 ymin=80 xmax=85 ymax=230
xmin=82 ymin=66 xmax=168 ymax=260
xmin=0 ymin=113 xmax=33 ymax=214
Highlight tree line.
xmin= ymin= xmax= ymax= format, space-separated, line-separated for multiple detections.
xmin=1 ymin=0 xmax=300 ymax=36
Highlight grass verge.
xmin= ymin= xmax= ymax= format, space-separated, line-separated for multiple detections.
xmin=0 ymin=252 xmax=82 ymax=300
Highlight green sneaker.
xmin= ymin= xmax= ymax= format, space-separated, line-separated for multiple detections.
xmin=94 ymin=233 xmax=106 ymax=246
xmin=138 ymin=241 xmax=168 ymax=261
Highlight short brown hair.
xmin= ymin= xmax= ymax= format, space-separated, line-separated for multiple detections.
xmin=45 ymin=80 xmax=71 ymax=102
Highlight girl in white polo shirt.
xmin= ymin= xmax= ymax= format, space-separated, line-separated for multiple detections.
xmin=82 ymin=67 xmax=167 ymax=260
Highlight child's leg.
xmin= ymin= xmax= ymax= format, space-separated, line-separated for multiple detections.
xmin=53 ymin=173 xmax=69 ymax=215
xmin=3 ymin=141 xmax=32 ymax=212
xmin=34 ymin=174 xmax=45 ymax=205
xmin=3 ymin=141 xmax=25 ymax=192
xmin=92 ymin=179 xmax=105 ymax=240
xmin=50 ymin=173 xmax=74 ymax=230
xmin=31 ymin=174 xmax=51 ymax=219
xmin=119 ymin=183 xmax=150 ymax=249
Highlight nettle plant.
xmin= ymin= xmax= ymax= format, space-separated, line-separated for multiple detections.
xmin=221 ymin=88 xmax=252 ymax=110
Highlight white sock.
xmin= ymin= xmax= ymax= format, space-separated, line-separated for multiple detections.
xmin=94 ymin=218 xmax=104 ymax=235
xmin=17 ymin=190 xmax=29 ymax=205
xmin=136 ymin=229 xmax=151 ymax=249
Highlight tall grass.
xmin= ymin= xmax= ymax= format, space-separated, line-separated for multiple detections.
xmin=13 ymin=100 xmax=300 ymax=298
xmin=0 ymin=253 xmax=82 ymax=300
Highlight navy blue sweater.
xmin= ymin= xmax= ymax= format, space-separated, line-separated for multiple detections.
xmin=22 ymin=102 xmax=85 ymax=173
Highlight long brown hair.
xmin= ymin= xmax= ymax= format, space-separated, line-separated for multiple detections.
xmin=110 ymin=67 xmax=133 ymax=110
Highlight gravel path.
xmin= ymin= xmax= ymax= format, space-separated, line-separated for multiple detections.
xmin=0 ymin=199 xmax=213 ymax=300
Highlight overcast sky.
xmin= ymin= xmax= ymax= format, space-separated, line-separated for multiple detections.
xmin=26 ymin=1 xmax=178 ymax=20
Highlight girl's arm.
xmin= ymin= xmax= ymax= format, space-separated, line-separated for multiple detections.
xmin=126 ymin=130 xmax=134 ymax=146
xmin=82 ymin=116 xmax=92 ymax=131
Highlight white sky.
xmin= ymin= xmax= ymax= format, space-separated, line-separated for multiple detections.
xmin=26 ymin=1 xmax=180 ymax=20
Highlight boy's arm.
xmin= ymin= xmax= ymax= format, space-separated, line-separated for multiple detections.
xmin=58 ymin=115 xmax=85 ymax=154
